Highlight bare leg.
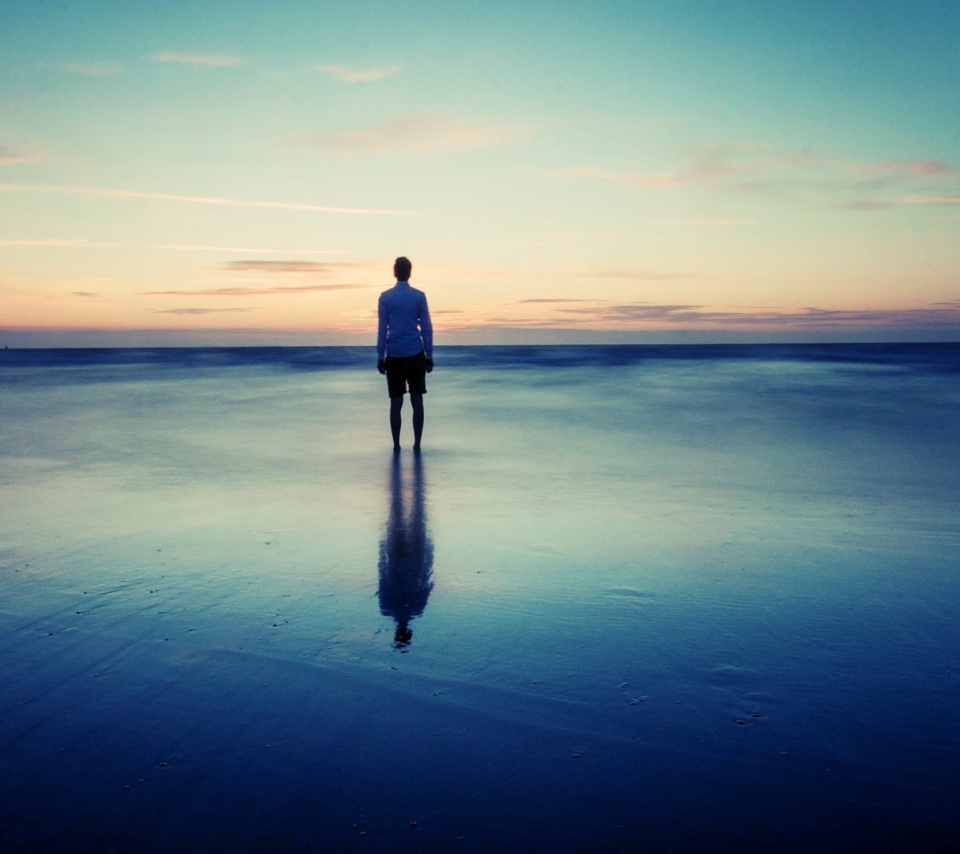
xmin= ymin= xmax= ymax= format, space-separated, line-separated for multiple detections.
xmin=411 ymin=393 xmax=424 ymax=451
xmin=390 ymin=396 xmax=403 ymax=451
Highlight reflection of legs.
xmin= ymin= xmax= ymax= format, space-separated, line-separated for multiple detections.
xmin=390 ymin=396 xmax=403 ymax=451
xmin=411 ymin=393 xmax=424 ymax=451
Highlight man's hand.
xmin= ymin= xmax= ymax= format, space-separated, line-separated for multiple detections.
xmin=425 ymin=358 xmax=434 ymax=373
xmin=377 ymin=359 xmax=386 ymax=375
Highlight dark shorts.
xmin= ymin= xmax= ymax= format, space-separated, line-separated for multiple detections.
xmin=385 ymin=351 xmax=427 ymax=398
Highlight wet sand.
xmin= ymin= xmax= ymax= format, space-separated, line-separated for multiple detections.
xmin=2 ymin=345 xmax=959 ymax=851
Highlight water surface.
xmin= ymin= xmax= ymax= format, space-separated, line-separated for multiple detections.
xmin=2 ymin=345 xmax=958 ymax=851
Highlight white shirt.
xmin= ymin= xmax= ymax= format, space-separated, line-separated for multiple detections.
xmin=377 ymin=281 xmax=433 ymax=360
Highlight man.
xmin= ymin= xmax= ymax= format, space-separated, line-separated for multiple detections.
xmin=377 ymin=256 xmax=433 ymax=452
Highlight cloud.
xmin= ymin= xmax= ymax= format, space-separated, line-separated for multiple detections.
xmin=554 ymin=144 xmax=959 ymax=209
xmin=843 ymin=200 xmax=897 ymax=211
xmin=584 ymin=269 xmax=686 ymax=281
xmin=552 ymin=165 xmax=683 ymax=188
xmin=0 ymin=148 xmax=29 ymax=165
xmin=518 ymin=298 xmax=592 ymax=304
xmin=147 ymin=284 xmax=369 ymax=297
xmin=0 ymin=238 xmax=353 ymax=254
xmin=73 ymin=291 xmax=99 ymax=298
xmin=647 ymin=219 xmax=756 ymax=225
xmin=845 ymin=160 xmax=955 ymax=179
xmin=309 ymin=63 xmax=401 ymax=83
xmin=62 ymin=62 xmax=123 ymax=77
xmin=0 ymin=183 xmax=416 ymax=215
xmin=151 ymin=52 xmax=245 ymax=67
xmin=220 ymin=260 xmax=365 ymax=275
xmin=150 ymin=51 xmax=246 ymax=68
xmin=554 ymin=304 xmax=704 ymax=323
xmin=1 ymin=238 xmax=103 ymax=247
xmin=831 ymin=159 xmax=957 ymax=206
xmin=156 ymin=243 xmax=348 ymax=254
xmin=155 ymin=308 xmax=253 ymax=314
xmin=904 ymin=195 xmax=960 ymax=204
xmin=534 ymin=301 xmax=960 ymax=330
xmin=552 ymin=145 xmax=808 ymax=190
xmin=690 ymin=144 xmax=819 ymax=184
xmin=303 ymin=114 xmax=519 ymax=156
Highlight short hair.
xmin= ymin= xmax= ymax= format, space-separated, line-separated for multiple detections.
xmin=394 ymin=256 xmax=412 ymax=280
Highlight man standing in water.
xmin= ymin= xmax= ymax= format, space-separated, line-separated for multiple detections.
xmin=377 ymin=256 xmax=433 ymax=452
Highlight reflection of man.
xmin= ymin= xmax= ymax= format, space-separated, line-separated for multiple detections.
xmin=377 ymin=256 xmax=433 ymax=453
xmin=378 ymin=453 xmax=434 ymax=649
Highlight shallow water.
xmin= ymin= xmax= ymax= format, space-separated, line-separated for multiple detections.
xmin=2 ymin=345 xmax=959 ymax=851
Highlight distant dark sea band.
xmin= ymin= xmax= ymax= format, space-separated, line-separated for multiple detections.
xmin=1 ymin=343 xmax=959 ymax=375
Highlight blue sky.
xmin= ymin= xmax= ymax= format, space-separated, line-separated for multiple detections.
xmin=2 ymin=0 xmax=959 ymax=345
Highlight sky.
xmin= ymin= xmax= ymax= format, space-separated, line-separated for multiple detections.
xmin=2 ymin=0 xmax=959 ymax=346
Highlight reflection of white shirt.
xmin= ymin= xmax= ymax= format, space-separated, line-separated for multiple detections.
xmin=377 ymin=281 xmax=433 ymax=360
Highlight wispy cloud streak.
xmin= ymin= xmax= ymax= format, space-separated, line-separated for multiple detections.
xmin=62 ymin=62 xmax=123 ymax=77
xmin=904 ymin=195 xmax=960 ymax=204
xmin=151 ymin=52 xmax=245 ymax=67
xmin=1 ymin=238 xmax=105 ymax=247
xmin=303 ymin=114 xmax=519 ymax=156
xmin=554 ymin=144 xmax=959 ymax=209
xmin=552 ymin=165 xmax=682 ymax=188
xmin=157 ymin=244 xmax=349 ymax=254
xmin=843 ymin=200 xmax=896 ymax=211
xmin=0 ymin=183 xmax=416 ymax=215
xmin=847 ymin=160 xmax=954 ymax=179
xmin=0 ymin=148 xmax=30 ymax=165
xmin=647 ymin=219 xmax=755 ymax=225
xmin=0 ymin=238 xmax=350 ymax=253
xmin=155 ymin=308 xmax=253 ymax=314
xmin=309 ymin=63 xmax=401 ymax=83
xmin=585 ymin=268 xmax=686 ymax=281
xmin=221 ymin=260 xmax=366 ymax=275
xmin=518 ymin=298 xmax=592 ymax=304
xmin=147 ymin=284 xmax=369 ymax=297
xmin=529 ymin=301 xmax=960 ymax=330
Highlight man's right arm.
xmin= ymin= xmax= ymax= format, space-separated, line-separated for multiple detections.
xmin=419 ymin=293 xmax=433 ymax=362
xmin=376 ymin=295 xmax=387 ymax=365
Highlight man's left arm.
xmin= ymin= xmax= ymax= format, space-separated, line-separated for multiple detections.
xmin=420 ymin=295 xmax=434 ymax=369
xmin=377 ymin=295 xmax=388 ymax=372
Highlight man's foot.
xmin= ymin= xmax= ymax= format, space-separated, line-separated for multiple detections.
xmin=393 ymin=445 xmax=401 ymax=453
xmin=413 ymin=444 xmax=421 ymax=454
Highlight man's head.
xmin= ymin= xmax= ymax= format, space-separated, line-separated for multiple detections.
xmin=394 ymin=256 xmax=412 ymax=281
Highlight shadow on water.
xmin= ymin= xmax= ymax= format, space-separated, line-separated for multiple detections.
xmin=378 ymin=453 xmax=434 ymax=649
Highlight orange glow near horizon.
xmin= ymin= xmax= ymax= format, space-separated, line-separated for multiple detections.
xmin=2 ymin=3 xmax=959 ymax=345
